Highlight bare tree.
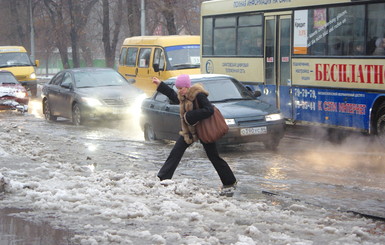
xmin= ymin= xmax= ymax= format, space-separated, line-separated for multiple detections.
xmin=1 ymin=0 xmax=204 ymax=72
xmin=0 ymin=0 xmax=31 ymax=47
xmin=146 ymin=0 xmax=204 ymax=36
xmin=102 ymin=0 xmax=123 ymax=68
xmin=162 ymin=0 xmax=177 ymax=35
xmin=67 ymin=0 xmax=98 ymax=68
xmin=43 ymin=0 xmax=71 ymax=69
xmin=126 ymin=0 xmax=141 ymax=36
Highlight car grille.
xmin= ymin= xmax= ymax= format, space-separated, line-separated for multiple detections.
xmin=103 ymin=98 xmax=130 ymax=106
xmin=237 ymin=117 xmax=265 ymax=127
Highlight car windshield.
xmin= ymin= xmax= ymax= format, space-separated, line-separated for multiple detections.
xmin=165 ymin=45 xmax=200 ymax=69
xmin=0 ymin=52 xmax=32 ymax=67
xmin=74 ymin=70 xmax=129 ymax=88
xmin=0 ymin=73 xmax=18 ymax=85
xmin=202 ymin=78 xmax=254 ymax=102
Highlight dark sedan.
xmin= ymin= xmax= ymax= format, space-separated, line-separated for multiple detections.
xmin=0 ymin=70 xmax=29 ymax=113
xmin=42 ymin=67 xmax=145 ymax=125
xmin=140 ymin=74 xmax=286 ymax=150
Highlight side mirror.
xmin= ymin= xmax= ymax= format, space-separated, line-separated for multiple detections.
xmin=153 ymin=63 xmax=160 ymax=72
xmin=35 ymin=60 xmax=40 ymax=67
xmin=253 ymin=90 xmax=262 ymax=97
xmin=127 ymin=78 xmax=136 ymax=84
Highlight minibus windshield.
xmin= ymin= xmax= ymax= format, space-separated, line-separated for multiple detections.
xmin=0 ymin=52 xmax=32 ymax=68
xmin=165 ymin=45 xmax=200 ymax=69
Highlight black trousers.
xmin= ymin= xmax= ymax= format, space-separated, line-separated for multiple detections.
xmin=157 ymin=136 xmax=236 ymax=186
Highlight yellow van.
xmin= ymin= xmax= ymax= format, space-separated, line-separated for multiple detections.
xmin=0 ymin=46 xmax=39 ymax=96
xmin=118 ymin=35 xmax=200 ymax=96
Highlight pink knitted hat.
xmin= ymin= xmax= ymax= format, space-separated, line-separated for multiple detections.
xmin=175 ymin=74 xmax=191 ymax=88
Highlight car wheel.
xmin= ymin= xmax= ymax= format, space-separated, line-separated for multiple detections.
xmin=144 ymin=124 xmax=156 ymax=141
xmin=263 ymin=136 xmax=280 ymax=151
xmin=43 ymin=99 xmax=57 ymax=121
xmin=72 ymin=103 xmax=83 ymax=126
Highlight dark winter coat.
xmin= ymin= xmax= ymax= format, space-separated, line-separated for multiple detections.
xmin=157 ymin=81 xmax=214 ymax=144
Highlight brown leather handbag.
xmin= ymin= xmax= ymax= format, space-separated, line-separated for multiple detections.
xmin=194 ymin=100 xmax=229 ymax=143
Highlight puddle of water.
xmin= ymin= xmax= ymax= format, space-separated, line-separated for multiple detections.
xmin=0 ymin=208 xmax=74 ymax=245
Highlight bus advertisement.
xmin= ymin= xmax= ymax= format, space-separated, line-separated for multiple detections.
xmin=200 ymin=0 xmax=385 ymax=139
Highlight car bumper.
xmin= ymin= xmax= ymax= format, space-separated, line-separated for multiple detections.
xmin=0 ymin=98 xmax=29 ymax=112
xmin=218 ymin=121 xmax=286 ymax=145
xmin=82 ymin=105 xmax=134 ymax=120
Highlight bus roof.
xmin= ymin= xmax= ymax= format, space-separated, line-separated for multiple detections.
xmin=122 ymin=35 xmax=200 ymax=47
xmin=201 ymin=0 xmax=357 ymax=15
xmin=0 ymin=46 xmax=27 ymax=53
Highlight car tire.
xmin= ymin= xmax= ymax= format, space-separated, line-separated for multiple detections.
xmin=72 ymin=103 xmax=83 ymax=126
xmin=43 ymin=99 xmax=57 ymax=121
xmin=144 ymin=124 xmax=156 ymax=141
xmin=263 ymin=136 xmax=280 ymax=151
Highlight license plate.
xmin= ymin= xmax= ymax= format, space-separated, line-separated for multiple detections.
xmin=240 ymin=126 xmax=267 ymax=136
xmin=112 ymin=108 xmax=125 ymax=114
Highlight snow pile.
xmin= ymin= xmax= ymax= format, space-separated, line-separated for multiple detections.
xmin=0 ymin=120 xmax=385 ymax=245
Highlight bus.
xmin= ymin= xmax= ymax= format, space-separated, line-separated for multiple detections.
xmin=0 ymin=46 xmax=39 ymax=96
xmin=118 ymin=35 xmax=201 ymax=96
xmin=200 ymin=0 xmax=385 ymax=139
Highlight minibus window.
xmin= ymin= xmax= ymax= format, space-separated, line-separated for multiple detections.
xmin=138 ymin=48 xmax=151 ymax=68
xmin=153 ymin=48 xmax=165 ymax=71
xmin=126 ymin=48 xmax=138 ymax=67
xmin=119 ymin=47 xmax=127 ymax=65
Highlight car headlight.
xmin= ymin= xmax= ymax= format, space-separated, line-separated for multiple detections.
xmin=134 ymin=94 xmax=147 ymax=108
xmin=129 ymin=93 xmax=147 ymax=115
xmin=30 ymin=72 xmax=36 ymax=80
xmin=265 ymin=113 xmax=283 ymax=121
xmin=82 ymin=97 xmax=103 ymax=107
xmin=225 ymin=119 xmax=236 ymax=125
xmin=15 ymin=90 xmax=27 ymax=99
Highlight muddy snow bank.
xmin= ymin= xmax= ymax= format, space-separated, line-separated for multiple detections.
xmin=0 ymin=119 xmax=384 ymax=245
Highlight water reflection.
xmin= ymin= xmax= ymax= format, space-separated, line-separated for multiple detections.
xmin=28 ymin=99 xmax=43 ymax=118
xmin=0 ymin=208 xmax=73 ymax=245
xmin=262 ymin=156 xmax=289 ymax=191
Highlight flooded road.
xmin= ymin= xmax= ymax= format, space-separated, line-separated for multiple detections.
xmin=1 ymin=98 xmax=385 ymax=244
xmin=0 ymin=208 xmax=73 ymax=245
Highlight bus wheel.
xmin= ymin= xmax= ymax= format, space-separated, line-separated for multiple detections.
xmin=326 ymin=128 xmax=347 ymax=144
xmin=375 ymin=105 xmax=385 ymax=142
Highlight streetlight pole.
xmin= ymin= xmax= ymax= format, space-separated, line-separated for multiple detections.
xmin=141 ymin=0 xmax=145 ymax=36
xmin=29 ymin=0 xmax=35 ymax=61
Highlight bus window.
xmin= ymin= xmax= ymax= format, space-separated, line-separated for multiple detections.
xmin=214 ymin=16 xmax=236 ymax=55
xmin=203 ymin=18 xmax=213 ymax=55
xmin=306 ymin=5 xmax=365 ymax=56
xmin=265 ymin=19 xmax=276 ymax=85
xmin=119 ymin=47 xmax=127 ymax=65
xmin=307 ymin=8 xmax=327 ymax=55
xmin=138 ymin=48 xmax=151 ymax=68
xmin=126 ymin=48 xmax=138 ymax=67
xmin=237 ymin=15 xmax=263 ymax=56
xmin=368 ymin=3 xmax=385 ymax=56
xmin=327 ymin=5 xmax=365 ymax=56
xmin=153 ymin=48 xmax=165 ymax=71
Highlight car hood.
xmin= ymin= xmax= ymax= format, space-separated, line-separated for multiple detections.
xmin=214 ymin=99 xmax=278 ymax=118
xmin=77 ymin=85 xmax=143 ymax=100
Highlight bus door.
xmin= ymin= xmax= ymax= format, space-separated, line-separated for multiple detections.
xmin=264 ymin=14 xmax=293 ymax=119
xmin=136 ymin=47 xmax=153 ymax=94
